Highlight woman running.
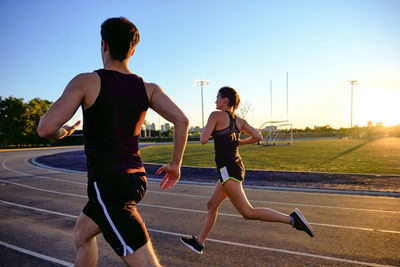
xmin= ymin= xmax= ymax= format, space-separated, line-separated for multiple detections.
xmin=181 ymin=86 xmax=314 ymax=254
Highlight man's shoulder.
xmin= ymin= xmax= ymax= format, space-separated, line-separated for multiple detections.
xmin=73 ymin=72 xmax=99 ymax=83
xmin=143 ymin=82 xmax=162 ymax=99
xmin=68 ymin=72 xmax=100 ymax=90
xmin=143 ymin=81 xmax=160 ymax=90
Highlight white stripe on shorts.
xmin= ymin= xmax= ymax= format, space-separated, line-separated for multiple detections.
xmin=94 ymin=182 xmax=134 ymax=256
xmin=220 ymin=166 xmax=230 ymax=183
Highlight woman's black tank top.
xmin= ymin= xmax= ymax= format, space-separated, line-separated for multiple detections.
xmin=211 ymin=111 xmax=241 ymax=167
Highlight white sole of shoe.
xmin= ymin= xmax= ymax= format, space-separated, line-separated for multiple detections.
xmin=294 ymin=209 xmax=314 ymax=237
xmin=180 ymin=238 xmax=203 ymax=254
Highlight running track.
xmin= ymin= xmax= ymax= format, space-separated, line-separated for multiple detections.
xmin=0 ymin=147 xmax=399 ymax=266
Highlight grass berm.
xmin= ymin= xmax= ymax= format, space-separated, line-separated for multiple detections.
xmin=141 ymin=137 xmax=400 ymax=175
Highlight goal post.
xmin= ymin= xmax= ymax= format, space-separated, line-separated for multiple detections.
xmin=259 ymin=121 xmax=293 ymax=146
xmin=260 ymin=71 xmax=292 ymax=146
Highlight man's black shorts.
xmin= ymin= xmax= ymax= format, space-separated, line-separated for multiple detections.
xmin=83 ymin=171 xmax=149 ymax=256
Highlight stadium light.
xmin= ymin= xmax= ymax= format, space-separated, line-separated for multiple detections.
xmin=195 ymin=80 xmax=209 ymax=129
xmin=349 ymin=80 xmax=358 ymax=129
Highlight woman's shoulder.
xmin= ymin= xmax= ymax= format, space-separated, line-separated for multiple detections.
xmin=233 ymin=115 xmax=246 ymax=130
xmin=209 ymin=110 xmax=227 ymax=118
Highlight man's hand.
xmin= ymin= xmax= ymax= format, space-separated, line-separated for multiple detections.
xmin=62 ymin=120 xmax=81 ymax=137
xmin=54 ymin=120 xmax=81 ymax=139
xmin=156 ymin=164 xmax=181 ymax=191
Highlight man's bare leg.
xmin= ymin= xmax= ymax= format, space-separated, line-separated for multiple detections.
xmin=74 ymin=212 xmax=101 ymax=267
xmin=122 ymin=240 xmax=161 ymax=267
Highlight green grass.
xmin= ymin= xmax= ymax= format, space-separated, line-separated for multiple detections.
xmin=140 ymin=137 xmax=400 ymax=175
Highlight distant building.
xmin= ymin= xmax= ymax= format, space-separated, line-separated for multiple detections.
xmin=189 ymin=126 xmax=203 ymax=133
xmin=160 ymin=123 xmax=171 ymax=133
xmin=313 ymin=125 xmax=332 ymax=130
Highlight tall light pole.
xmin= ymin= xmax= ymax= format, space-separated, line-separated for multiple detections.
xmin=195 ymin=80 xmax=209 ymax=129
xmin=349 ymin=80 xmax=358 ymax=129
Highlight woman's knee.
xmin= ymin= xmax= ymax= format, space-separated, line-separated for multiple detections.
xmin=206 ymin=199 xmax=220 ymax=212
xmin=240 ymin=208 xmax=256 ymax=220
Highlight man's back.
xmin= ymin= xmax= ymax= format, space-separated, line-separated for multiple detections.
xmin=83 ymin=69 xmax=148 ymax=174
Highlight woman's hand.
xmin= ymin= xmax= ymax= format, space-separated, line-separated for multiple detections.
xmin=238 ymin=119 xmax=262 ymax=145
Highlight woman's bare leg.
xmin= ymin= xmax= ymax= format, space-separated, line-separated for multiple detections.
xmin=197 ymin=181 xmax=228 ymax=244
xmin=223 ymin=179 xmax=291 ymax=224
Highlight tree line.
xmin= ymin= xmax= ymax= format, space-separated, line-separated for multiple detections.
xmin=0 ymin=96 xmax=52 ymax=147
xmin=1 ymin=95 xmax=398 ymax=148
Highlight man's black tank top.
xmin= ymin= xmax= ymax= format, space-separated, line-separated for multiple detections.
xmin=211 ymin=111 xmax=241 ymax=167
xmin=83 ymin=69 xmax=149 ymax=181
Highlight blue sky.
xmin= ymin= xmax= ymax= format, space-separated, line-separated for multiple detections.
xmin=0 ymin=0 xmax=399 ymax=129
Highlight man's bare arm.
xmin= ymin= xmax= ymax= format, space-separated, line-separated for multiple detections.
xmin=37 ymin=73 xmax=93 ymax=140
xmin=146 ymin=83 xmax=189 ymax=190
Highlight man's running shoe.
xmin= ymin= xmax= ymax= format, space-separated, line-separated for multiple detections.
xmin=290 ymin=208 xmax=314 ymax=237
xmin=180 ymin=236 xmax=204 ymax=254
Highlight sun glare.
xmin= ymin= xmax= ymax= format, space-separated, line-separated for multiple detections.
xmin=354 ymin=88 xmax=400 ymax=127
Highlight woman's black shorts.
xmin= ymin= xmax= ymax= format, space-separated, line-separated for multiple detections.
xmin=216 ymin=157 xmax=245 ymax=184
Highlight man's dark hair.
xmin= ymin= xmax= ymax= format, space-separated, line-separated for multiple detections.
xmin=101 ymin=17 xmax=140 ymax=62
xmin=219 ymin=87 xmax=241 ymax=110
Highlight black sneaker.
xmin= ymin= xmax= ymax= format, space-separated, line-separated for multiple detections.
xmin=180 ymin=236 xmax=204 ymax=254
xmin=290 ymin=209 xmax=314 ymax=237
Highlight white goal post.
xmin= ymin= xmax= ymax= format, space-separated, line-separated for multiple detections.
xmin=259 ymin=120 xmax=293 ymax=146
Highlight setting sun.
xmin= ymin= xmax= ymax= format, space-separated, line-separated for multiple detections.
xmin=353 ymin=87 xmax=400 ymax=127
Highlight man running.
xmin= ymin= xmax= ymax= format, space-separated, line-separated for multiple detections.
xmin=37 ymin=17 xmax=189 ymax=267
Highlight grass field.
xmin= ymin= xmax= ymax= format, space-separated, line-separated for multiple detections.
xmin=140 ymin=137 xmax=400 ymax=175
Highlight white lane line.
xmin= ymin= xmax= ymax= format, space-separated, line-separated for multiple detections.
xmin=152 ymin=227 xmax=397 ymax=267
xmin=0 ymin=146 xmax=83 ymax=153
xmin=137 ymin=203 xmax=400 ymax=234
xmin=2 ymin=177 xmax=400 ymax=234
xmin=3 ymin=161 xmax=400 ymax=232
xmin=147 ymin=190 xmax=400 ymax=214
xmin=2 ymin=159 xmax=86 ymax=185
xmin=12 ymin=159 xmax=400 ymax=214
xmin=28 ymin=157 xmax=400 ymax=199
xmin=0 ymin=241 xmax=74 ymax=267
xmin=6 ymin=161 xmax=400 ymax=216
xmin=0 ymin=179 xmax=86 ymax=198
xmin=309 ymin=222 xmax=400 ymax=234
xmin=0 ymin=200 xmax=79 ymax=218
xmin=152 ymin=178 xmax=400 ymax=199
xmin=191 ymin=234 xmax=395 ymax=267
xmin=1 ymin=177 xmax=399 ymax=235
xmin=0 ymin=200 xmax=395 ymax=267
